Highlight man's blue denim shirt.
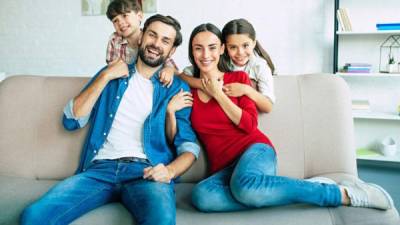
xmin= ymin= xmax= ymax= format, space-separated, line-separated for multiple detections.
xmin=62 ymin=63 xmax=200 ymax=173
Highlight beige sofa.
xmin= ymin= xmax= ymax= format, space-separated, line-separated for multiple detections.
xmin=0 ymin=74 xmax=399 ymax=225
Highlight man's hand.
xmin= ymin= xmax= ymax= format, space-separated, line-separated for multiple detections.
xmin=159 ymin=66 xmax=175 ymax=88
xmin=103 ymin=58 xmax=129 ymax=81
xmin=143 ymin=164 xmax=176 ymax=183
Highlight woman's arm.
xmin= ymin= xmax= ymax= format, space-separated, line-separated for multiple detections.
xmin=201 ymin=78 xmax=242 ymax=125
xmin=165 ymin=89 xmax=193 ymax=144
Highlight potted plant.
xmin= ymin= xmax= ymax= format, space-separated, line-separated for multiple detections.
xmin=387 ymin=54 xmax=396 ymax=73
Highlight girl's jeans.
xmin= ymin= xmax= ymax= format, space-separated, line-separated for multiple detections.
xmin=192 ymin=143 xmax=342 ymax=212
xmin=20 ymin=159 xmax=175 ymax=225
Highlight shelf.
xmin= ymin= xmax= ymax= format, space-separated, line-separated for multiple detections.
xmin=353 ymin=111 xmax=400 ymax=120
xmin=337 ymin=30 xmax=400 ymax=35
xmin=357 ymin=153 xmax=400 ymax=163
xmin=337 ymin=72 xmax=400 ymax=77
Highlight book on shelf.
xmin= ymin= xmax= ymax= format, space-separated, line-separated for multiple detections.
xmin=357 ymin=148 xmax=380 ymax=157
xmin=336 ymin=9 xmax=345 ymax=31
xmin=376 ymin=22 xmax=400 ymax=31
xmin=341 ymin=63 xmax=371 ymax=73
xmin=352 ymin=99 xmax=370 ymax=111
xmin=337 ymin=8 xmax=352 ymax=31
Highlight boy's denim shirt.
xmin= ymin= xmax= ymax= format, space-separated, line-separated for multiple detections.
xmin=62 ymin=63 xmax=200 ymax=173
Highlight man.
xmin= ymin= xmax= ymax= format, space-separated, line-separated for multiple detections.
xmin=21 ymin=14 xmax=199 ymax=225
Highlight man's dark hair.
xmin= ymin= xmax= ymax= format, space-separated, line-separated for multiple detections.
xmin=106 ymin=0 xmax=142 ymax=21
xmin=142 ymin=14 xmax=182 ymax=47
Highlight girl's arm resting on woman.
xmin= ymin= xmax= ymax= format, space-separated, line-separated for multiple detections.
xmin=244 ymin=86 xmax=273 ymax=113
xmin=179 ymin=72 xmax=203 ymax=89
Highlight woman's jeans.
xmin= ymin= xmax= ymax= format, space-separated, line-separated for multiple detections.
xmin=20 ymin=159 xmax=175 ymax=225
xmin=191 ymin=143 xmax=342 ymax=212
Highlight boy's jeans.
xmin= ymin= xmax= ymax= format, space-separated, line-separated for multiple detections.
xmin=21 ymin=159 xmax=175 ymax=225
xmin=192 ymin=143 xmax=342 ymax=212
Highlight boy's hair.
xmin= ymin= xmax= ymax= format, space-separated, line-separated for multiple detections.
xmin=188 ymin=23 xmax=231 ymax=78
xmin=142 ymin=14 xmax=183 ymax=48
xmin=106 ymin=0 xmax=142 ymax=21
xmin=222 ymin=18 xmax=276 ymax=75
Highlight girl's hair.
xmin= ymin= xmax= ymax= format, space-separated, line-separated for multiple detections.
xmin=222 ymin=18 xmax=276 ymax=75
xmin=106 ymin=0 xmax=142 ymax=21
xmin=188 ymin=23 xmax=231 ymax=78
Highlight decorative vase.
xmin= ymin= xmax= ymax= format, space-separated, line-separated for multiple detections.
xmin=387 ymin=64 xmax=396 ymax=73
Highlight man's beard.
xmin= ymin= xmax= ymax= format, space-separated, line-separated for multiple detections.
xmin=138 ymin=44 xmax=167 ymax=67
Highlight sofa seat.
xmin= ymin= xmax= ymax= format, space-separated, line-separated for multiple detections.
xmin=1 ymin=176 xmax=399 ymax=225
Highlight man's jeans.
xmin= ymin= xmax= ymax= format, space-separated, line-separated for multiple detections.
xmin=192 ymin=143 xmax=342 ymax=212
xmin=20 ymin=159 xmax=175 ymax=225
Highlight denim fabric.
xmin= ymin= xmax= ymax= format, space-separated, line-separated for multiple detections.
xmin=21 ymin=160 xmax=175 ymax=225
xmin=192 ymin=143 xmax=342 ymax=212
xmin=62 ymin=63 xmax=200 ymax=173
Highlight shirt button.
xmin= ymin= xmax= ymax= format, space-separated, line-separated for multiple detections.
xmin=109 ymin=114 xmax=113 ymax=118
xmin=103 ymin=132 xmax=107 ymax=136
xmin=124 ymin=82 xmax=128 ymax=85
xmin=116 ymin=96 xmax=120 ymax=99
xmin=93 ymin=150 xmax=97 ymax=154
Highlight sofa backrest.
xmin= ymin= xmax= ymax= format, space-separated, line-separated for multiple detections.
xmin=0 ymin=74 xmax=357 ymax=181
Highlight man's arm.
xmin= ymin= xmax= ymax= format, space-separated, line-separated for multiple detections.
xmin=143 ymin=152 xmax=195 ymax=183
xmin=63 ymin=59 xmax=129 ymax=131
xmin=73 ymin=59 xmax=129 ymax=117
xmin=144 ymin=82 xmax=199 ymax=183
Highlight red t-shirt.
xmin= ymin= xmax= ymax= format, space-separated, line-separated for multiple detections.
xmin=191 ymin=71 xmax=274 ymax=174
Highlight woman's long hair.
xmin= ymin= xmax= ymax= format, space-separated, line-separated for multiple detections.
xmin=188 ymin=23 xmax=231 ymax=78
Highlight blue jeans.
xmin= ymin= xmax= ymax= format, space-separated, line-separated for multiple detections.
xmin=191 ymin=143 xmax=342 ymax=212
xmin=20 ymin=160 xmax=175 ymax=225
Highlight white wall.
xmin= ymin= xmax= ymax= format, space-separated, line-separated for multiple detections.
xmin=0 ymin=0 xmax=334 ymax=77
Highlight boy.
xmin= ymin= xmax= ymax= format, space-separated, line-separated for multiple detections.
xmin=106 ymin=0 xmax=176 ymax=86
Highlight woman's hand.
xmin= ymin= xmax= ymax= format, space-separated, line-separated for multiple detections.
xmin=201 ymin=77 xmax=224 ymax=98
xmin=223 ymin=83 xmax=250 ymax=97
xmin=167 ymin=89 xmax=193 ymax=114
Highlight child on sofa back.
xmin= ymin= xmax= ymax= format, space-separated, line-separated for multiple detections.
xmin=105 ymin=0 xmax=176 ymax=87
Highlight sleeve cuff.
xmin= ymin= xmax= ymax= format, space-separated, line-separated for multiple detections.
xmin=176 ymin=141 xmax=200 ymax=159
xmin=63 ymin=99 xmax=90 ymax=128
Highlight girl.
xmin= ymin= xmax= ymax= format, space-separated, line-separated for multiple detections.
xmin=186 ymin=23 xmax=392 ymax=212
xmin=179 ymin=18 xmax=275 ymax=113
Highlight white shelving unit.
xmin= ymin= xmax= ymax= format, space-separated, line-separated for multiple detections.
xmin=334 ymin=0 xmax=400 ymax=163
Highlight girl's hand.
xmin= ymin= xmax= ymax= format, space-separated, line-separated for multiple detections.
xmin=167 ymin=89 xmax=193 ymax=113
xmin=223 ymin=83 xmax=249 ymax=97
xmin=201 ymin=77 xmax=224 ymax=98
xmin=159 ymin=66 xmax=175 ymax=88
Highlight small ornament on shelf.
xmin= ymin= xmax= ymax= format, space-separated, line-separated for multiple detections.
xmin=379 ymin=35 xmax=400 ymax=73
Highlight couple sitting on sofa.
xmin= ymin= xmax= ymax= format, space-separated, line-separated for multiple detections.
xmin=20 ymin=14 xmax=393 ymax=225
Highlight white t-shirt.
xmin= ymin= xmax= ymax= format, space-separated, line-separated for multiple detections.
xmin=94 ymin=70 xmax=153 ymax=161
xmin=183 ymin=54 xmax=275 ymax=103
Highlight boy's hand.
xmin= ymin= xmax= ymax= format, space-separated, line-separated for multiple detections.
xmin=167 ymin=89 xmax=193 ymax=113
xmin=159 ymin=66 xmax=175 ymax=88
xmin=223 ymin=83 xmax=249 ymax=97
xmin=103 ymin=58 xmax=129 ymax=81
xmin=143 ymin=164 xmax=175 ymax=183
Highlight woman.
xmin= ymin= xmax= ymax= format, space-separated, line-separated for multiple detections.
xmin=184 ymin=23 xmax=392 ymax=212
